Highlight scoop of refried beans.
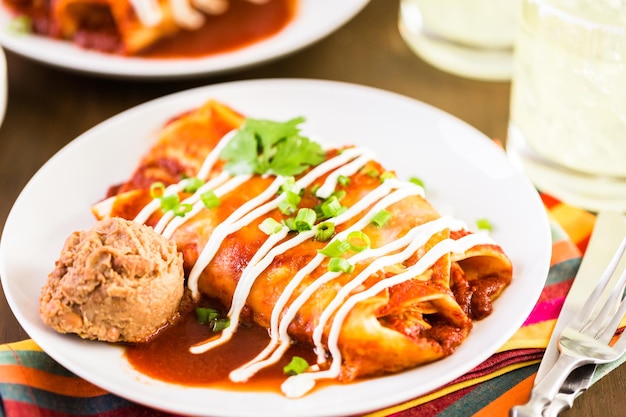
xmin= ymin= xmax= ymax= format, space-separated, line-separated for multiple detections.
xmin=39 ymin=217 xmax=184 ymax=343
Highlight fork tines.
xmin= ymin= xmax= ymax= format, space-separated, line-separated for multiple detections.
xmin=575 ymin=236 xmax=626 ymax=344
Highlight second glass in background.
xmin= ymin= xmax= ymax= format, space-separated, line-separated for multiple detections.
xmin=398 ymin=0 xmax=520 ymax=81
xmin=507 ymin=0 xmax=626 ymax=212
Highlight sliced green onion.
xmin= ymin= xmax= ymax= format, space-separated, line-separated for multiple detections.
xmin=196 ymin=307 xmax=230 ymax=332
xmin=363 ymin=168 xmax=379 ymax=178
xmin=201 ymin=190 xmax=221 ymax=209
xmin=329 ymin=190 xmax=346 ymax=201
xmin=380 ymin=171 xmax=396 ymax=182
xmin=337 ymin=175 xmax=350 ymax=186
xmin=211 ymin=318 xmax=231 ymax=332
xmin=283 ymin=356 xmax=309 ymax=376
xmin=309 ymin=184 xmax=320 ymax=196
xmin=328 ymin=257 xmax=354 ymax=274
xmin=283 ymin=217 xmax=297 ymax=232
xmin=279 ymin=190 xmax=301 ymax=215
xmin=278 ymin=176 xmax=298 ymax=194
xmin=347 ymin=230 xmax=370 ymax=252
xmin=314 ymin=190 xmax=347 ymax=220
xmin=150 ymin=182 xmax=166 ymax=199
xmin=8 ymin=16 xmax=31 ymax=34
xmin=320 ymin=196 xmax=347 ymax=218
xmin=409 ymin=177 xmax=425 ymax=188
xmin=318 ymin=239 xmax=351 ymax=257
xmin=294 ymin=208 xmax=316 ymax=232
xmin=279 ymin=200 xmax=296 ymax=216
xmin=476 ymin=218 xmax=493 ymax=232
xmin=173 ymin=203 xmax=193 ymax=217
xmin=315 ymin=221 xmax=335 ymax=242
xmin=259 ymin=217 xmax=284 ymax=235
xmin=160 ymin=194 xmax=180 ymax=211
xmin=196 ymin=307 xmax=220 ymax=324
xmin=370 ymin=209 xmax=391 ymax=228
xmin=183 ymin=177 xmax=204 ymax=193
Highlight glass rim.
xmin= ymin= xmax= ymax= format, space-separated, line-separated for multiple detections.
xmin=526 ymin=0 xmax=626 ymax=35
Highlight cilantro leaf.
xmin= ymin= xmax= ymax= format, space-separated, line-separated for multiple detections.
xmin=219 ymin=117 xmax=326 ymax=177
xmin=219 ymin=129 xmax=259 ymax=175
xmin=270 ymin=134 xmax=325 ymax=176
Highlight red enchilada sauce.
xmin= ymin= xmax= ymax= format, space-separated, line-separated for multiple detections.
xmin=125 ymin=267 xmax=509 ymax=392
xmin=140 ymin=0 xmax=297 ymax=58
xmin=125 ymin=297 xmax=317 ymax=392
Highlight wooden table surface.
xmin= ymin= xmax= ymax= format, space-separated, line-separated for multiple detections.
xmin=0 ymin=0 xmax=624 ymax=415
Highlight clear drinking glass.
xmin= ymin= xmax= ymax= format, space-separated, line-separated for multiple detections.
xmin=507 ymin=0 xmax=626 ymax=212
xmin=398 ymin=0 xmax=520 ymax=81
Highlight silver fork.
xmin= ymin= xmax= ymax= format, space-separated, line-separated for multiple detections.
xmin=511 ymin=236 xmax=626 ymax=417
xmin=542 ymin=364 xmax=596 ymax=417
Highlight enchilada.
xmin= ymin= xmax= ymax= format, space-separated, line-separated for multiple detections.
xmin=83 ymin=99 xmax=513 ymax=397
xmin=2 ymin=0 xmax=295 ymax=55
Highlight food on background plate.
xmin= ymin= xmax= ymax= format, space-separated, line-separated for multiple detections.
xmin=39 ymin=217 xmax=184 ymax=343
xmin=40 ymin=99 xmax=513 ymax=398
xmin=2 ymin=0 xmax=296 ymax=56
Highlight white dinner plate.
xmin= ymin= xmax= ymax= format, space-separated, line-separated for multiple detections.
xmin=0 ymin=1 xmax=370 ymax=79
xmin=0 ymin=79 xmax=551 ymax=417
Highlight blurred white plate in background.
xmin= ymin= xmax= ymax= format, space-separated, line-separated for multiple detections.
xmin=0 ymin=0 xmax=370 ymax=79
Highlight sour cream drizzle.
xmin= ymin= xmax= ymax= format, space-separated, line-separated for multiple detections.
xmin=229 ymin=180 xmax=425 ymax=381
xmin=159 ymin=174 xmax=249 ymax=238
xmin=150 ymin=172 xmax=230 ymax=235
xmin=131 ymin=125 xmax=494 ymax=397
xmin=131 ymin=0 xmax=270 ymax=31
xmin=185 ymin=174 xmax=286 ymax=299
xmin=310 ymin=216 xmax=465 ymax=363
xmin=314 ymin=150 xmax=375 ymax=199
xmin=130 ymin=0 xmax=218 ymax=30
xmin=281 ymin=233 xmax=493 ymax=398
xmin=133 ymin=129 xmax=235 ymax=226
xmin=130 ymin=0 xmax=163 ymax=27
xmin=184 ymin=146 xmax=372 ymax=302
xmin=188 ymin=149 xmax=373 ymax=353
xmin=197 ymin=129 xmax=237 ymax=180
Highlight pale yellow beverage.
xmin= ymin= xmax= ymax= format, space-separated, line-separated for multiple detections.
xmin=507 ymin=0 xmax=626 ymax=211
xmin=398 ymin=0 xmax=519 ymax=81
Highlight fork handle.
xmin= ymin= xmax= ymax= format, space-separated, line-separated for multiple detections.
xmin=542 ymin=393 xmax=576 ymax=417
xmin=509 ymin=391 xmax=550 ymax=416
xmin=510 ymin=354 xmax=584 ymax=416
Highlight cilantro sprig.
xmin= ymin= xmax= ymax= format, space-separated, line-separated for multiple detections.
xmin=219 ymin=117 xmax=326 ymax=177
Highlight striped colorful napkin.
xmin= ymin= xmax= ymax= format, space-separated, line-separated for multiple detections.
xmin=0 ymin=194 xmax=611 ymax=417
